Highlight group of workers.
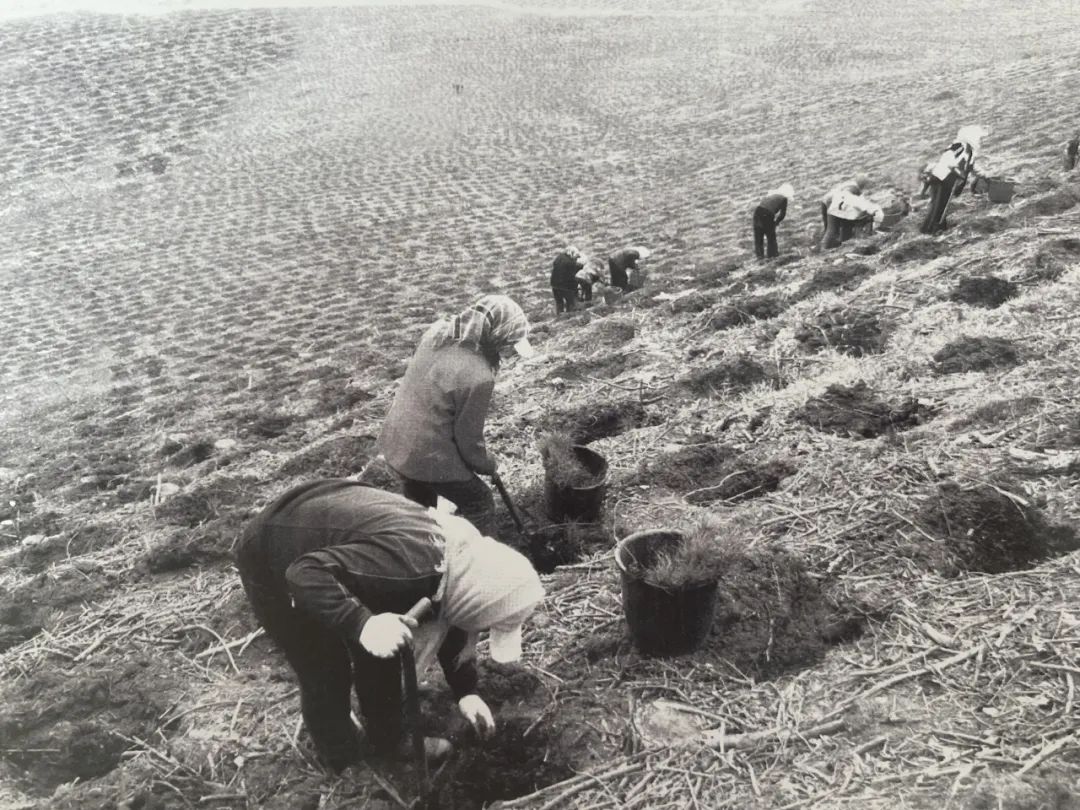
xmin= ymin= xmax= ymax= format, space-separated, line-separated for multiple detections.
xmin=746 ymin=125 xmax=1006 ymax=260
xmin=240 ymin=120 xmax=1077 ymax=777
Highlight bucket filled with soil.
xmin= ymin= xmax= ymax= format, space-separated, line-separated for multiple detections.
xmin=539 ymin=435 xmax=608 ymax=523
xmin=614 ymin=529 xmax=720 ymax=657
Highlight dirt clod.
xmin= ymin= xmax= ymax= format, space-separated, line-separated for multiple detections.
xmin=707 ymin=293 xmax=787 ymax=330
xmin=913 ymin=480 xmax=1078 ymax=574
xmin=949 ymin=275 xmax=1019 ymax=308
xmin=795 ymin=263 xmax=873 ymax=300
xmin=793 ymin=307 xmax=890 ymax=357
xmin=932 ymin=336 xmax=1021 ymax=375
xmin=628 ymin=444 xmax=793 ymax=504
xmin=679 ymin=355 xmax=774 ymax=396
xmin=794 ymin=382 xmax=935 ymax=438
xmin=542 ymin=399 xmax=658 ymax=445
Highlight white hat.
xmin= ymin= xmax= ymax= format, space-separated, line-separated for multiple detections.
xmin=513 ymin=337 xmax=537 ymax=359
xmin=630 ymin=245 xmax=653 ymax=260
xmin=774 ymin=183 xmax=795 ymax=200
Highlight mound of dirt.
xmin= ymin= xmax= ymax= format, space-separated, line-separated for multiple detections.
xmin=932 ymin=336 xmax=1020 ymax=375
xmin=667 ymin=290 xmax=724 ymax=314
xmin=15 ymin=521 xmax=122 ymax=574
xmin=542 ymin=399 xmax=659 ymax=445
xmin=949 ymin=276 xmax=1019 ymax=308
xmin=154 ymin=475 xmax=258 ymax=528
xmin=0 ymin=655 xmax=178 ymax=793
xmin=628 ymin=444 xmax=794 ymax=505
xmin=707 ymin=293 xmax=787 ymax=330
xmin=437 ymin=716 xmax=576 ymax=808
xmin=549 ymin=351 xmax=641 ymax=381
xmin=964 ymin=214 xmax=1011 ymax=235
xmin=679 ymin=355 xmax=774 ymax=396
xmin=885 ymin=236 xmax=947 ymax=264
xmin=795 ymin=263 xmax=873 ymax=300
xmin=709 ymin=548 xmax=859 ymax=678
xmin=565 ymin=315 xmax=636 ymax=352
xmin=1023 ymin=237 xmax=1080 ymax=284
xmin=913 ymin=480 xmax=1078 ymax=575
xmin=160 ymin=435 xmax=216 ymax=467
xmin=952 ymin=396 xmax=1042 ymax=431
xmin=476 ymin=659 xmax=542 ymax=708
xmin=527 ymin=521 xmax=610 ymax=574
xmin=794 ymin=381 xmax=935 ymax=439
xmin=138 ymin=514 xmax=243 ymax=575
xmin=278 ymin=434 xmax=378 ymax=478
xmin=793 ymin=307 xmax=890 ymax=357
xmin=0 ymin=568 xmax=112 ymax=653
xmin=1021 ymin=187 xmax=1080 ymax=217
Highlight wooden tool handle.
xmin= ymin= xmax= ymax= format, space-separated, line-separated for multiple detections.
xmin=405 ymin=597 xmax=433 ymax=623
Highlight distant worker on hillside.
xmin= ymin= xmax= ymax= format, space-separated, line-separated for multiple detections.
xmin=551 ymin=246 xmax=586 ymax=314
xmin=820 ymin=174 xmax=870 ymax=230
xmin=822 ymin=189 xmax=884 ymax=249
xmin=575 ymin=258 xmax=607 ymax=303
xmin=1066 ymin=132 xmax=1079 ymax=171
xmin=752 ymin=183 xmax=794 ymax=260
xmin=920 ymin=125 xmax=988 ymax=235
xmin=236 ymin=480 xmax=544 ymax=772
xmin=606 ymin=246 xmax=652 ymax=293
xmin=378 ymin=294 xmax=535 ymax=533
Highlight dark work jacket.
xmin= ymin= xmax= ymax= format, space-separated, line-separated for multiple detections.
xmin=241 ymin=479 xmax=477 ymax=698
xmin=608 ymin=249 xmax=640 ymax=290
xmin=551 ymin=252 xmax=582 ymax=291
xmin=757 ymin=194 xmax=788 ymax=223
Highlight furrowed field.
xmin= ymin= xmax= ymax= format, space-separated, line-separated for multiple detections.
xmin=3 ymin=0 xmax=1080 ymax=807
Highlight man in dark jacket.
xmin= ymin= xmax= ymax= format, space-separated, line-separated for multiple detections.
xmin=1066 ymin=133 xmax=1079 ymax=171
xmin=752 ymin=183 xmax=793 ymax=259
xmin=236 ymin=481 xmax=544 ymax=772
xmin=551 ymin=246 xmax=584 ymax=314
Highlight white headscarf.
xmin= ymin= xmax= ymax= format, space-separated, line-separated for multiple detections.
xmin=956 ymin=125 xmax=989 ymax=156
xmin=411 ymin=509 xmax=545 ymax=676
xmin=771 ymin=183 xmax=795 ymax=201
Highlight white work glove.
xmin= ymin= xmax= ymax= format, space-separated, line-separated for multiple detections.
xmin=458 ymin=695 xmax=495 ymax=739
xmin=359 ymin=613 xmax=417 ymax=659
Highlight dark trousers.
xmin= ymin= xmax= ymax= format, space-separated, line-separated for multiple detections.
xmin=753 ymin=206 xmax=778 ymax=258
xmin=1067 ymin=143 xmax=1078 ymax=171
xmin=577 ymin=279 xmax=593 ymax=302
xmin=552 ymin=286 xmax=576 ymax=314
xmin=823 ymin=214 xmax=872 ymax=249
xmin=921 ymin=174 xmax=957 ymax=234
xmin=400 ymin=474 xmax=494 ymax=535
xmin=608 ymin=259 xmax=629 ymax=292
xmin=235 ymin=543 xmax=404 ymax=771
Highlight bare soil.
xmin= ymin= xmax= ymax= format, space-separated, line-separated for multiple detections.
xmin=793 ymin=306 xmax=891 ymax=356
xmin=794 ymin=381 xmax=936 ymax=438
xmin=949 ymin=275 xmax=1019 ymax=308
xmin=932 ymin=336 xmax=1022 ymax=375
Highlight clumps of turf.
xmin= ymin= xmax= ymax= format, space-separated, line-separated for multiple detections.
xmin=952 ymin=395 xmax=1042 ymax=430
xmin=542 ymin=399 xmax=658 ymax=444
xmin=963 ymin=773 xmax=1080 ymax=810
xmin=932 ymin=336 xmax=1021 ymax=375
xmin=949 ymin=276 xmax=1019 ymax=308
xmin=710 ymin=543 xmax=857 ymax=677
xmin=159 ymin=435 xmax=216 ymax=467
xmin=538 ymin=434 xmax=599 ymax=488
xmin=668 ymin=290 xmax=724 ymax=314
xmin=678 ymin=355 xmax=775 ymax=397
xmin=1023 ymin=237 xmax=1080 ymax=284
xmin=278 ymin=435 xmax=377 ymax=478
xmin=527 ymin=521 xmax=610 ymax=575
xmin=793 ymin=307 xmax=890 ymax=357
xmin=795 ymin=263 xmax=873 ymax=300
xmin=550 ymin=351 xmax=641 ymax=381
xmin=1021 ymin=187 xmax=1080 ymax=217
xmin=912 ymin=480 xmax=1079 ymax=575
xmin=794 ymin=381 xmax=935 ymax=439
xmin=153 ymin=475 xmax=257 ymax=528
xmin=885 ymin=236 xmax=947 ymax=264
xmin=627 ymin=443 xmax=794 ymax=505
xmin=707 ymin=293 xmax=787 ymax=330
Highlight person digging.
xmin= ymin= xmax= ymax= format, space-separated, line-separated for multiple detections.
xmin=378 ymin=294 xmax=536 ymax=536
xmin=236 ymin=479 xmax=545 ymax=773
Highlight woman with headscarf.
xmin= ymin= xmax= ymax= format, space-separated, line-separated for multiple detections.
xmin=752 ymin=183 xmax=794 ymax=260
xmin=920 ymin=125 xmax=988 ymax=235
xmin=822 ymin=188 xmax=884 ymax=250
xmin=551 ymin=245 xmax=585 ymax=314
xmin=236 ymin=480 xmax=544 ymax=772
xmin=819 ymin=174 xmax=870 ymax=231
xmin=378 ymin=294 xmax=535 ymax=534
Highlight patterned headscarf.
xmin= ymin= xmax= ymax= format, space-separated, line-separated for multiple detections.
xmin=426 ymin=295 xmax=532 ymax=368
